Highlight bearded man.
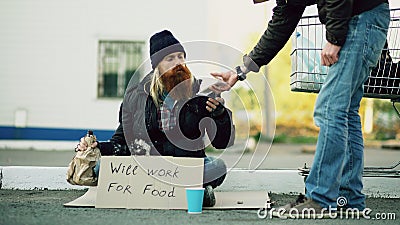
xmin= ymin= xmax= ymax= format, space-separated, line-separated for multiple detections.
xmin=77 ymin=30 xmax=235 ymax=207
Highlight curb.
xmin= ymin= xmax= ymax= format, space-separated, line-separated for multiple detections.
xmin=0 ymin=166 xmax=86 ymax=190
xmin=0 ymin=166 xmax=399 ymax=198
xmin=0 ymin=140 xmax=77 ymax=151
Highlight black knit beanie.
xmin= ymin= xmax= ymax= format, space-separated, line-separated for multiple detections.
xmin=149 ymin=30 xmax=186 ymax=69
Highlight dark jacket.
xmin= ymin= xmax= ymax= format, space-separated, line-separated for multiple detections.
xmin=99 ymin=72 xmax=235 ymax=158
xmin=244 ymin=0 xmax=389 ymax=72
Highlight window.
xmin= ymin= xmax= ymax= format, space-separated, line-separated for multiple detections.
xmin=98 ymin=40 xmax=145 ymax=98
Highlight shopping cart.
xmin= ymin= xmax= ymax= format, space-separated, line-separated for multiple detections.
xmin=291 ymin=8 xmax=400 ymax=117
xmin=291 ymin=8 xmax=400 ymax=179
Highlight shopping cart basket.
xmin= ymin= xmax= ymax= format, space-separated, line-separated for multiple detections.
xmin=290 ymin=8 xmax=400 ymax=116
xmin=291 ymin=8 xmax=400 ymax=180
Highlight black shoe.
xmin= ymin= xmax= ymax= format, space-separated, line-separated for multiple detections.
xmin=203 ymin=185 xmax=216 ymax=207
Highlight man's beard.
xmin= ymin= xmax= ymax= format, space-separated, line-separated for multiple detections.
xmin=160 ymin=64 xmax=193 ymax=100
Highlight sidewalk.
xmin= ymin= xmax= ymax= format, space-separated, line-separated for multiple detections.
xmin=1 ymin=142 xmax=399 ymax=197
xmin=0 ymin=141 xmax=399 ymax=225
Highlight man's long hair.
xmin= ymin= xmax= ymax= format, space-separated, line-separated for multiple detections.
xmin=150 ymin=64 xmax=193 ymax=107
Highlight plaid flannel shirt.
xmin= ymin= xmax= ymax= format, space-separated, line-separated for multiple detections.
xmin=158 ymin=96 xmax=177 ymax=131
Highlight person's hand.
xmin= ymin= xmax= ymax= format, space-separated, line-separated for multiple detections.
xmin=75 ymin=136 xmax=98 ymax=151
xmin=206 ymin=97 xmax=225 ymax=117
xmin=210 ymin=70 xmax=238 ymax=91
xmin=321 ymin=42 xmax=341 ymax=66
xmin=207 ymin=81 xmax=232 ymax=95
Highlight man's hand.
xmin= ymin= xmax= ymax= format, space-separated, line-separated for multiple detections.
xmin=206 ymin=97 xmax=224 ymax=111
xmin=75 ymin=136 xmax=98 ymax=151
xmin=206 ymin=97 xmax=225 ymax=117
xmin=210 ymin=70 xmax=238 ymax=92
xmin=321 ymin=42 xmax=341 ymax=66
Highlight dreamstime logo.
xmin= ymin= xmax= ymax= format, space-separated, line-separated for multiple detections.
xmin=336 ymin=196 xmax=347 ymax=207
xmin=257 ymin=205 xmax=338 ymax=220
xmin=257 ymin=196 xmax=397 ymax=220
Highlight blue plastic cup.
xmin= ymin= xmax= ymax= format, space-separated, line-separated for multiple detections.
xmin=185 ymin=187 xmax=205 ymax=214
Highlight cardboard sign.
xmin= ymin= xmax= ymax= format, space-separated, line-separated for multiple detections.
xmin=95 ymin=156 xmax=204 ymax=209
xmin=65 ymin=187 xmax=271 ymax=210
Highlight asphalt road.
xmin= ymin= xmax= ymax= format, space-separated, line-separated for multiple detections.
xmin=1 ymin=143 xmax=399 ymax=170
xmin=0 ymin=190 xmax=398 ymax=225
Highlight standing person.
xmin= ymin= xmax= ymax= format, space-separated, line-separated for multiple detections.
xmin=212 ymin=0 xmax=390 ymax=217
xmin=77 ymin=30 xmax=235 ymax=207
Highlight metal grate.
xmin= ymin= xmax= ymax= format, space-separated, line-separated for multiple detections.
xmin=290 ymin=8 xmax=400 ymax=101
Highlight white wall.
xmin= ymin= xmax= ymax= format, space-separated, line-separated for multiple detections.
xmin=0 ymin=0 xmax=209 ymax=130
xmin=2 ymin=0 xmax=396 ymax=133
xmin=0 ymin=0 xmax=270 ymax=132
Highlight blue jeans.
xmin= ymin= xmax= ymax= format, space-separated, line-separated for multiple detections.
xmin=203 ymin=156 xmax=227 ymax=188
xmin=305 ymin=3 xmax=390 ymax=210
xmin=94 ymin=156 xmax=227 ymax=188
